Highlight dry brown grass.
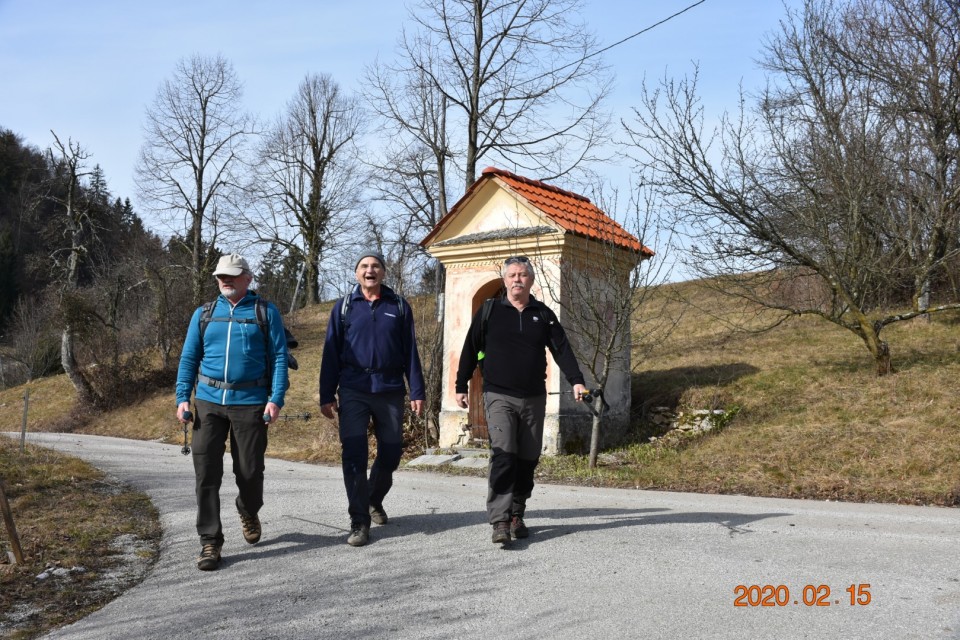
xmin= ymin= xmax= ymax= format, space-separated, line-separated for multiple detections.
xmin=0 ymin=438 xmax=160 ymax=639
xmin=546 ymin=282 xmax=960 ymax=505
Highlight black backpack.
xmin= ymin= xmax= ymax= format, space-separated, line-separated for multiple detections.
xmin=198 ymin=298 xmax=299 ymax=389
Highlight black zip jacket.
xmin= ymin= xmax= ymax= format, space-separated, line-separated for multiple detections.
xmin=455 ymin=296 xmax=585 ymax=398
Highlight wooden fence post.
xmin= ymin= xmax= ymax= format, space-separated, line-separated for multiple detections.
xmin=20 ymin=387 xmax=29 ymax=453
xmin=0 ymin=478 xmax=25 ymax=564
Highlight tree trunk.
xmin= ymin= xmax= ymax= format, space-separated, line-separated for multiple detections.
xmin=191 ymin=212 xmax=204 ymax=309
xmin=61 ymin=326 xmax=95 ymax=408
xmin=856 ymin=319 xmax=894 ymax=376
xmin=873 ymin=341 xmax=893 ymax=376
xmin=306 ymin=252 xmax=320 ymax=306
xmin=587 ymin=400 xmax=606 ymax=469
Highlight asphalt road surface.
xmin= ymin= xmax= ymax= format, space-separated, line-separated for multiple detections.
xmin=12 ymin=433 xmax=960 ymax=640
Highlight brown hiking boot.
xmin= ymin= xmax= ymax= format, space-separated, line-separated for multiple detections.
xmin=196 ymin=542 xmax=222 ymax=571
xmin=239 ymin=510 xmax=261 ymax=544
xmin=491 ymin=521 xmax=511 ymax=544
xmin=510 ymin=515 xmax=529 ymax=539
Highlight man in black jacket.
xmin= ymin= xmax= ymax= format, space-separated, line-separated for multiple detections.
xmin=455 ymin=256 xmax=587 ymax=544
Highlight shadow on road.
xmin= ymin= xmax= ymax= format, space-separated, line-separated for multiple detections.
xmin=309 ymin=505 xmax=792 ymax=549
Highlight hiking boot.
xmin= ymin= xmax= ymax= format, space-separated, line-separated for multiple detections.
xmin=369 ymin=504 xmax=388 ymax=525
xmin=347 ymin=523 xmax=370 ymax=547
xmin=510 ymin=515 xmax=529 ymax=539
xmin=196 ymin=542 xmax=222 ymax=571
xmin=239 ymin=510 xmax=261 ymax=544
xmin=491 ymin=521 xmax=511 ymax=544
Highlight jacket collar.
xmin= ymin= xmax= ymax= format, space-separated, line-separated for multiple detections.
xmin=350 ymin=283 xmax=399 ymax=302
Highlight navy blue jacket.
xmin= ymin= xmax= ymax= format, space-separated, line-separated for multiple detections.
xmin=319 ymin=284 xmax=425 ymax=404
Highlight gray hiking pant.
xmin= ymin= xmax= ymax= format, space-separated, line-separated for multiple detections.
xmin=483 ymin=391 xmax=546 ymax=524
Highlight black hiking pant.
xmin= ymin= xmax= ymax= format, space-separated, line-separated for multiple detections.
xmin=192 ymin=398 xmax=269 ymax=545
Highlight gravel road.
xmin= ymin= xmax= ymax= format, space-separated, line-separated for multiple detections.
xmin=13 ymin=433 xmax=960 ymax=640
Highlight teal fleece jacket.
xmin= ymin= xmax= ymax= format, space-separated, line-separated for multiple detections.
xmin=175 ymin=293 xmax=288 ymax=407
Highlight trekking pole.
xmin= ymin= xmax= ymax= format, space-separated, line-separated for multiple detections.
xmin=548 ymin=388 xmax=604 ymax=403
xmin=180 ymin=410 xmax=193 ymax=455
xmin=275 ymin=412 xmax=312 ymax=421
xmin=548 ymin=389 xmax=608 ymax=417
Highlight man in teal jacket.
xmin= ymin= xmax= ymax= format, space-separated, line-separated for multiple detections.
xmin=176 ymin=253 xmax=288 ymax=571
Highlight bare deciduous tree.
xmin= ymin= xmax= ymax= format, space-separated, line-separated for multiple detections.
xmin=5 ymin=295 xmax=59 ymax=385
xmin=47 ymin=132 xmax=98 ymax=405
xmin=626 ymin=0 xmax=960 ymax=376
xmin=369 ymin=0 xmax=612 ymax=192
xmin=136 ymin=54 xmax=253 ymax=308
xmin=364 ymin=55 xmax=455 ymax=284
xmin=536 ymin=184 xmax=671 ymax=467
xmin=247 ymin=73 xmax=364 ymax=305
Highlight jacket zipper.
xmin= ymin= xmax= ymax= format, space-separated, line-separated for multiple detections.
xmin=222 ymin=305 xmax=234 ymax=403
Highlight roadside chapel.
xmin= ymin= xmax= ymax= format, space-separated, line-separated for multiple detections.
xmin=421 ymin=167 xmax=653 ymax=455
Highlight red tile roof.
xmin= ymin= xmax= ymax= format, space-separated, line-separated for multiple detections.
xmin=421 ymin=167 xmax=653 ymax=256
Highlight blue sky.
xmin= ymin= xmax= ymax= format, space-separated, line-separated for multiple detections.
xmin=0 ymin=0 xmax=799 ymax=219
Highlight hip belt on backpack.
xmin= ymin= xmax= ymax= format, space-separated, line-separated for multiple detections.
xmin=198 ymin=374 xmax=268 ymax=390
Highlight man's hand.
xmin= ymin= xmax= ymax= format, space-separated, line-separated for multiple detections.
xmin=320 ymin=401 xmax=338 ymax=420
xmin=177 ymin=402 xmax=191 ymax=423
xmin=455 ymin=393 xmax=468 ymax=409
xmin=263 ymin=402 xmax=280 ymax=424
xmin=572 ymin=384 xmax=587 ymax=402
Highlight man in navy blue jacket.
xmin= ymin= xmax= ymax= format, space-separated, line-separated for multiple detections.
xmin=176 ymin=253 xmax=288 ymax=570
xmin=320 ymin=250 xmax=425 ymax=547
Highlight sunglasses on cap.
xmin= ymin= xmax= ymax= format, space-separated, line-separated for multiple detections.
xmin=504 ymin=256 xmax=530 ymax=265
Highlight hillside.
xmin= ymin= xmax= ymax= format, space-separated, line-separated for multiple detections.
xmin=3 ymin=281 xmax=960 ymax=506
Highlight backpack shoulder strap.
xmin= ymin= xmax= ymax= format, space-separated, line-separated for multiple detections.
xmin=337 ymin=293 xmax=353 ymax=351
xmin=535 ymin=301 xmax=563 ymax=352
xmin=256 ymin=297 xmax=270 ymax=340
xmin=480 ymin=297 xmax=495 ymax=332
xmin=198 ymin=300 xmax=216 ymax=341
xmin=394 ymin=292 xmax=407 ymax=320
xmin=477 ymin=297 xmax=496 ymax=361
xmin=255 ymin=298 xmax=269 ymax=330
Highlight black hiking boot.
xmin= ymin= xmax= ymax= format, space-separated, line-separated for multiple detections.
xmin=196 ymin=542 xmax=222 ymax=571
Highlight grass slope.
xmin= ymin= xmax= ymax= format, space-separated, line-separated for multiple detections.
xmin=3 ymin=282 xmax=960 ymax=507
